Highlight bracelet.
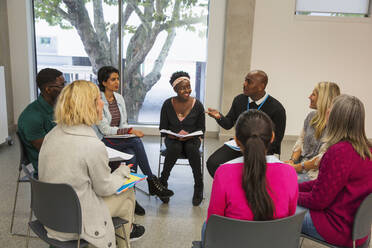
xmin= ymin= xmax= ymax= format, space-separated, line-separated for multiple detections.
xmin=301 ymin=162 xmax=305 ymax=172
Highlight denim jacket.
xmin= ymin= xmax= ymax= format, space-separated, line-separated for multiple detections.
xmin=93 ymin=92 xmax=130 ymax=139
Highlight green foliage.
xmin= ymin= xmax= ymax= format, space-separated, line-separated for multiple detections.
xmin=34 ymin=0 xmax=72 ymax=29
xmin=124 ymin=25 xmax=137 ymax=34
xmin=103 ymin=0 xmax=118 ymax=5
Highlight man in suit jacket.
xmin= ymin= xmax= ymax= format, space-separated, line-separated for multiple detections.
xmin=206 ymin=70 xmax=286 ymax=177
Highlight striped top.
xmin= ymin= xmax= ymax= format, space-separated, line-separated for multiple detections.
xmin=108 ymin=98 xmax=121 ymax=127
xmin=108 ymin=97 xmax=130 ymax=135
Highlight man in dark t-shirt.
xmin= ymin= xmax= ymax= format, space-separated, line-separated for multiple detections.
xmin=206 ymin=70 xmax=286 ymax=177
xmin=18 ymin=68 xmax=65 ymax=176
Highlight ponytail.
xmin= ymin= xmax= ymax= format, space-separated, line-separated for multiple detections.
xmin=236 ymin=110 xmax=275 ymax=221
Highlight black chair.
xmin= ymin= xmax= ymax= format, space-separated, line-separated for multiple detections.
xmin=157 ymin=136 xmax=205 ymax=192
xmin=192 ymin=211 xmax=307 ymax=248
xmin=300 ymin=193 xmax=372 ymax=248
xmin=10 ymin=132 xmax=35 ymax=237
xmin=26 ymin=177 xmax=130 ymax=248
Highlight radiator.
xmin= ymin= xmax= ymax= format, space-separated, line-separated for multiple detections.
xmin=0 ymin=66 xmax=12 ymax=145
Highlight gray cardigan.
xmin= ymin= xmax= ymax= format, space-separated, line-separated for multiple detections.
xmin=38 ymin=124 xmax=130 ymax=248
xmin=94 ymin=92 xmax=130 ymax=140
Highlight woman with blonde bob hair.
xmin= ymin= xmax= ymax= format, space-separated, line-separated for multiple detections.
xmin=54 ymin=80 xmax=101 ymax=126
xmin=298 ymin=94 xmax=372 ymax=247
xmin=39 ymin=80 xmax=144 ymax=248
xmin=287 ymin=82 xmax=340 ymax=181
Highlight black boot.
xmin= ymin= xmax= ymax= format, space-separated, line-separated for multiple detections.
xmin=147 ymin=176 xmax=174 ymax=197
xmin=192 ymin=185 xmax=203 ymax=206
xmin=158 ymin=177 xmax=170 ymax=203
xmin=135 ymin=201 xmax=146 ymax=216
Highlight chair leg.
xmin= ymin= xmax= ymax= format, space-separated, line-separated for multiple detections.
xmin=77 ymin=236 xmax=81 ymax=248
xmin=10 ymin=170 xmax=21 ymax=234
xmin=115 ymin=225 xmax=130 ymax=248
xmin=157 ymin=154 xmax=162 ymax=178
xmin=122 ymin=225 xmax=130 ymax=248
xmin=299 ymin=237 xmax=304 ymax=248
xmin=134 ymin=185 xmax=150 ymax=196
xmin=25 ymin=210 xmax=32 ymax=248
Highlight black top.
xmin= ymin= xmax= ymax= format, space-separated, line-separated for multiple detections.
xmin=160 ymin=97 xmax=205 ymax=136
xmin=217 ymin=94 xmax=286 ymax=155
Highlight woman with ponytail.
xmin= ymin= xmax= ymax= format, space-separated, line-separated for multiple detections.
xmin=201 ymin=110 xmax=298 ymax=241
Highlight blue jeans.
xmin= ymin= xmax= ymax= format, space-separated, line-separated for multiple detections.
xmin=102 ymin=137 xmax=153 ymax=177
xmin=297 ymin=206 xmax=324 ymax=241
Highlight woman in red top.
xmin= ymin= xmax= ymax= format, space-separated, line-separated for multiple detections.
xmin=299 ymin=94 xmax=372 ymax=247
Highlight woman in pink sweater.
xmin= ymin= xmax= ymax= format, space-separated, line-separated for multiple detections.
xmin=202 ymin=110 xmax=298 ymax=241
xmin=299 ymin=94 xmax=372 ymax=247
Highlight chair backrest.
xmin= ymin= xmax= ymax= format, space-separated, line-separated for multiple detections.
xmin=15 ymin=131 xmax=30 ymax=169
xmin=204 ymin=211 xmax=306 ymax=248
xmin=29 ymin=177 xmax=82 ymax=234
xmin=352 ymin=193 xmax=372 ymax=241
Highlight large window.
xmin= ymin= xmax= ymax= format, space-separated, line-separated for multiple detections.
xmin=33 ymin=0 xmax=209 ymax=124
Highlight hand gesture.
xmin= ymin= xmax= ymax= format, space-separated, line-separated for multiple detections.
xmin=206 ymin=108 xmax=221 ymax=119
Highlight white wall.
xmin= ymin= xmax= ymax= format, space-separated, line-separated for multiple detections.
xmin=202 ymin=0 xmax=226 ymax=133
xmin=7 ymin=0 xmax=36 ymax=124
xmin=251 ymin=0 xmax=372 ymax=138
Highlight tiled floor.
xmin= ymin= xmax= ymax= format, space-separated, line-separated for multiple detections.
xmin=0 ymin=135 xmax=368 ymax=247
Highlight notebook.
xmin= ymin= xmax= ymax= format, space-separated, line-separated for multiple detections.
xmin=116 ymin=173 xmax=148 ymax=194
xmin=224 ymin=139 xmax=240 ymax=151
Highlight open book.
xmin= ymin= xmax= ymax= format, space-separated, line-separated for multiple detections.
xmin=160 ymin=129 xmax=203 ymax=138
xmin=104 ymin=134 xmax=136 ymax=139
xmin=116 ymin=173 xmax=148 ymax=194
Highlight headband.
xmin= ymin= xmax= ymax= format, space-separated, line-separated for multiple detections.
xmin=172 ymin=76 xmax=190 ymax=88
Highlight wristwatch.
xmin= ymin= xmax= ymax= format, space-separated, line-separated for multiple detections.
xmin=301 ymin=162 xmax=305 ymax=173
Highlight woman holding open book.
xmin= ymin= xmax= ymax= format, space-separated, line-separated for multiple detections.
xmin=94 ymin=66 xmax=174 ymax=215
xmin=159 ymin=71 xmax=205 ymax=206
xmin=38 ymin=80 xmax=144 ymax=247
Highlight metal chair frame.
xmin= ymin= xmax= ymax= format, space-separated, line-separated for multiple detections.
xmin=300 ymin=193 xmax=372 ymax=248
xmin=26 ymin=177 xmax=130 ymax=248
xmin=10 ymin=132 xmax=36 ymax=238
xmin=157 ymin=136 xmax=205 ymax=191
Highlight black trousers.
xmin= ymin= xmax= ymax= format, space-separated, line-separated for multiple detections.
xmin=206 ymin=144 xmax=242 ymax=178
xmin=160 ymin=137 xmax=203 ymax=188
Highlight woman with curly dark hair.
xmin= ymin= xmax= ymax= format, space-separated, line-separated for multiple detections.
xmin=159 ymin=71 xmax=205 ymax=206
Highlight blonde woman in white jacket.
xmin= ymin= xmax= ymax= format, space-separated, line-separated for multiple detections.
xmin=39 ymin=80 xmax=144 ymax=248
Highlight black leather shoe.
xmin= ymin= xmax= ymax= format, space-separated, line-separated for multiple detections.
xmin=135 ymin=201 xmax=145 ymax=216
xmin=148 ymin=176 xmax=174 ymax=197
xmin=192 ymin=187 xmax=203 ymax=206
